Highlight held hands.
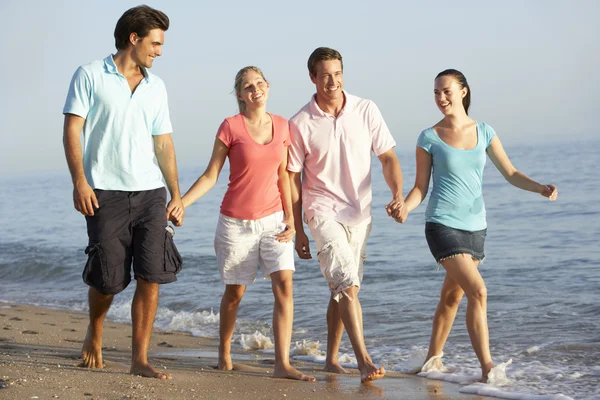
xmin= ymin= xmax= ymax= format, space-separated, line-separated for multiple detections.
xmin=73 ymin=180 xmax=99 ymax=216
xmin=167 ymin=197 xmax=185 ymax=226
xmin=276 ymin=218 xmax=296 ymax=243
xmin=294 ymin=230 xmax=312 ymax=259
xmin=541 ymin=184 xmax=558 ymax=201
xmin=385 ymin=197 xmax=408 ymax=223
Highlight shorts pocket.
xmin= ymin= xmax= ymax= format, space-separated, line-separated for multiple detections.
xmin=164 ymin=230 xmax=183 ymax=274
xmin=83 ymin=238 xmax=129 ymax=294
xmin=83 ymin=243 xmax=109 ymax=289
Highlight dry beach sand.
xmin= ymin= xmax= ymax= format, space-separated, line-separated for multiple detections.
xmin=0 ymin=302 xmax=489 ymax=400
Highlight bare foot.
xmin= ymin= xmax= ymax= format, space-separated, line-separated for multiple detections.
xmin=360 ymin=364 xmax=385 ymax=382
xmin=79 ymin=325 xmax=104 ymax=369
xmin=421 ymin=355 xmax=444 ymax=373
xmin=130 ymin=363 xmax=172 ymax=380
xmin=273 ymin=364 xmax=316 ymax=382
xmin=218 ymin=354 xmax=233 ymax=371
xmin=480 ymin=361 xmax=494 ymax=383
xmin=323 ymin=362 xmax=348 ymax=374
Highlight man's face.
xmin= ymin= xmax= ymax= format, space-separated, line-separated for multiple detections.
xmin=310 ymin=59 xmax=343 ymax=103
xmin=132 ymin=28 xmax=164 ymax=69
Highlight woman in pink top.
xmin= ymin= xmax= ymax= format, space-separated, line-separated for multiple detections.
xmin=179 ymin=66 xmax=314 ymax=382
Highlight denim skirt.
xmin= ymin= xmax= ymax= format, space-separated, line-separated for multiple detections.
xmin=425 ymin=222 xmax=487 ymax=263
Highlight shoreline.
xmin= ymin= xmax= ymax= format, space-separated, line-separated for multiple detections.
xmin=0 ymin=302 xmax=489 ymax=399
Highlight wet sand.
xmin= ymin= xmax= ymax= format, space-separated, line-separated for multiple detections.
xmin=0 ymin=302 xmax=489 ymax=399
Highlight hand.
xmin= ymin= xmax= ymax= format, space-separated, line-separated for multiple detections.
xmin=276 ymin=218 xmax=296 ymax=243
xmin=392 ymin=206 xmax=409 ymax=223
xmin=386 ymin=196 xmax=406 ymax=223
xmin=541 ymin=184 xmax=558 ymax=201
xmin=73 ymin=180 xmax=99 ymax=216
xmin=294 ymin=230 xmax=312 ymax=259
xmin=167 ymin=197 xmax=184 ymax=226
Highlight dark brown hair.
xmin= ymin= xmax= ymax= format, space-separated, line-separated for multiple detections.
xmin=436 ymin=69 xmax=471 ymax=115
xmin=114 ymin=5 xmax=169 ymax=50
xmin=307 ymin=47 xmax=343 ymax=77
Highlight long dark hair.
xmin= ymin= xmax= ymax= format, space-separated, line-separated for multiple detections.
xmin=436 ymin=69 xmax=471 ymax=115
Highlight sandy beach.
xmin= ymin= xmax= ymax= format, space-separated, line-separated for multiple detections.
xmin=0 ymin=302 xmax=492 ymax=400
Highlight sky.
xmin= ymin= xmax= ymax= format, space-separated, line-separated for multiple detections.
xmin=0 ymin=0 xmax=598 ymax=176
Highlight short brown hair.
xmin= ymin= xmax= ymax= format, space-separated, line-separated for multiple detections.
xmin=114 ymin=5 xmax=170 ymax=50
xmin=307 ymin=47 xmax=343 ymax=77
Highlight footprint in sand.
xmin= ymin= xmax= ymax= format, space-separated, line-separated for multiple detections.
xmin=35 ymin=312 xmax=47 ymax=316
xmin=22 ymin=330 xmax=39 ymax=335
xmin=63 ymin=328 xmax=77 ymax=332
xmin=9 ymin=317 xmax=23 ymax=321
xmin=157 ymin=342 xmax=174 ymax=348
xmin=63 ymin=339 xmax=81 ymax=343
xmin=43 ymin=323 xmax=57 ymax=326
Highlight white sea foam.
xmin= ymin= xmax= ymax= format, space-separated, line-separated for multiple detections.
xmin=291 ymin=340 xmax=321 ymax=356
xmin=392 ymin=346 xmax=428 ymax=373
xmin=459 ymin=384 xmax=574 ymax=400
xmin=291 ymin=351 xmax=357 ymax=368
xmin=239 ymin=331 xmax=274 ymax=350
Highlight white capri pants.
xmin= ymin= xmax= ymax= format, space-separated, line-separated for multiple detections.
xmin=308 ymin=216 xmax=372 ymax=301
xmin=214 ymin=211 xmax=295 ymax=285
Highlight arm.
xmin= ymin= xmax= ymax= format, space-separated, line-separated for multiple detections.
xmin=289 ymin=171 xmax=311 ymax=259
xmin=63 ymin=114 xmax=98 ymax=216
xmin=153 ymin=133 xmax=184 ymax=224
xmin=275 ymin=149 xmax=295 ymax=243
xmin=395 ymin=147 xmax=432 ymax=222
xmin=486 ymin=136 xmax=557 ymax=200
xmin=377 ymin=147 xmax=404 ymax=219
xmin=181 ymin=137 xmax=229 ymax=208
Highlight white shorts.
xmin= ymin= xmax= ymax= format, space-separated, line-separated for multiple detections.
xmin=214 ymin=211 xmax=295 ymax=285
xmin=308 ymin=216 xmax=372 ymax=301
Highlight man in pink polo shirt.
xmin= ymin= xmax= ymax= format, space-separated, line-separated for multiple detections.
xmin=288 ymin=47 xmax=404 ymax=382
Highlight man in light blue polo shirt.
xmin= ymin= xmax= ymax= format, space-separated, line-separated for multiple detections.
xmin=62 ymin=5 xmax=182 ymax=380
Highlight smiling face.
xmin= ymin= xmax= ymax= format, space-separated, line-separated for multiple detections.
xmin=131 ymin=28 xmax=164 ymax=69
xmin=434 ymin=75 xmax=467 ymax=116
xmin=311 ymin=59 xmax=344 ymax=103
xmin=237 ymin=69 xmax=270 ymax=110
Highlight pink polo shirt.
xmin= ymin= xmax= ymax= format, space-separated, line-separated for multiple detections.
xmin=218 ymin=113 xmax=289 ymax=220
xmin=288 ymin=92 xmax=396 ymax=226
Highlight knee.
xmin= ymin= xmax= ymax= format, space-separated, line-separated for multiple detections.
xmin=274 ymin=279 xmax=293 ymax=300
xmin=467 ymin=285 xmax=487 ymax=304
xmin=440 ymin=291 xmax=462 ymax=309
xmin=223 ymin=286 xmax=245 ymax=305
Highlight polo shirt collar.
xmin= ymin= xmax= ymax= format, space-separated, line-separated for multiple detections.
xmin=309 ymin=90 xmax=354 ymax=119
xmin=103 ymin=55 xmax=153 ymax=83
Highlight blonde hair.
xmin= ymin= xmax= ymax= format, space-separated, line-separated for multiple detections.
xmin=234 ymin=66 xmax=267 ymax=113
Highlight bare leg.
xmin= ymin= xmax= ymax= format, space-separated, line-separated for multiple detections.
xmin=440 ymin=255 xmax=493 ymax=381
xmin=129 ymin=279 xmax=170 ymax=379
xmin=218 ymin=284 xmax=246 ymax=370
xmin=324 ymin=296 xmax=348 ymax=374
xmin=270 ymin=271 xmax=315 ymax=381
xmin=338 ymin=286 xmax=385 ymax=382
xmin=424 ymin=274 xmax=465 ymax=369
xmin=81 ymin=287 xmax=113 ymax=368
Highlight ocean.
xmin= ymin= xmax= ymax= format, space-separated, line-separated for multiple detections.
xmin=1 ymin=137 xmax=598 ymax=400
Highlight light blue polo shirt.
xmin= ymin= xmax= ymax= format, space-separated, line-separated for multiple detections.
xmin=63 ymin=55 xmax=173 ymax=191
xmin=417 ymin=121 xmax=496 ymax=232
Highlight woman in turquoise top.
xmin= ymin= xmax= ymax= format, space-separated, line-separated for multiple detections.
xmin=392 ymin=69 xmax=558 ymax=381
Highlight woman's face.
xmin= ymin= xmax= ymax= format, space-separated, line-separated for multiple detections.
xmin=238 ymin=70 xmax=269 ymax=109
xmin=434 ymin=75 xmax=467 ymax=116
